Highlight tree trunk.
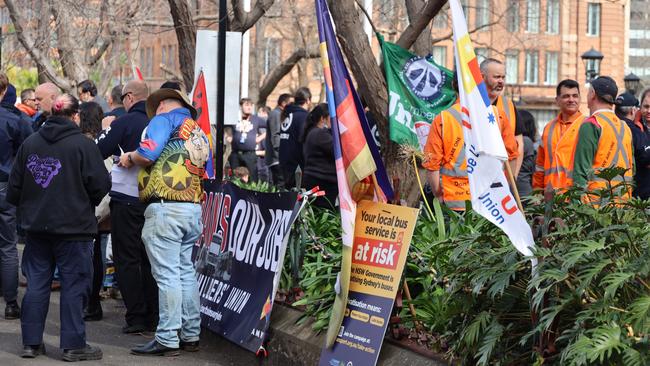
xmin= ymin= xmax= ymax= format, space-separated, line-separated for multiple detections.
xmin=329 ymin=0 xmax=443 ymax=206
xmin=405 ymin=0 xmax=432 ymax=56
xmin=168 ymin=0 xmax=197 ymax=90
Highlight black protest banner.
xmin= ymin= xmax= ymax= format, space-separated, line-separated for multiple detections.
xmin=193 ymin=181 xmax=299 ymax=352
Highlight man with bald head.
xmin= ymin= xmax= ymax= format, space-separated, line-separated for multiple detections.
xmin=95 ymin=79 xmax=158 ymax=332
xmin=33 ymin=82 xmax=61 ymax=131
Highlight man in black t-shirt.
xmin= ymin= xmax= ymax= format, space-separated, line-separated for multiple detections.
xmin=227 ymin=98 xmax=266 ymax=182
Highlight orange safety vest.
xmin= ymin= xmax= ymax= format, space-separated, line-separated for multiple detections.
xmin=586 ymin=111 xmax=634 ymax=200
xmin=496 ymin=96 xmax=517 ymax=132
xmin=534 ymin=113 xmax=584 ymax=190
xmin=439 ymin=105 xmax=470 ymax=211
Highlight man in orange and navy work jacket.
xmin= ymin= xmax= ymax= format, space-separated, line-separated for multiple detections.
xmin=533 ymin=79 xmax=584 ymax=190
xmin=572 ymin=76 xmax=634 ymax=200
xmin=480 ymin=58 xmax=523 ymax=177
xmin=423 ymin=73 xmax=519 ymax=211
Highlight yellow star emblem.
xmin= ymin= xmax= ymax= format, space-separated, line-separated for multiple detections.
xmin=164 ymin=154 xmax=190 ymax=189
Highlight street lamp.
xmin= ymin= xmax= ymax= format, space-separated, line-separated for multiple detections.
xmin=581 ymin=47 xmax=604 ymax=82
xmin=624 ymin=73 xmax=641 ymax=95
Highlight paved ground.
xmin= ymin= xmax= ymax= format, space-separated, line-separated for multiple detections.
xmin=0 ymin=244 xmax=229 ymax=365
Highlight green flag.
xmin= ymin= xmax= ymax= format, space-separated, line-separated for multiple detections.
xmin=382 ymin=37 xmax=456 ymax=149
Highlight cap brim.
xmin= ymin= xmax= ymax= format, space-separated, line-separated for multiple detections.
xmin=146 ymin=88 xmax=197 ymax=119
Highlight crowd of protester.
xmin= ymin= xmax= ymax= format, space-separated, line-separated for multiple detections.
xmin=3 ymin=55 xmax=644 ymax=363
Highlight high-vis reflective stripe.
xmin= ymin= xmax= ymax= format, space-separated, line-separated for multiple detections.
xmin=586 ymin=112 xmax=634 ymax=199
xmin=496 ymin=96 xmax=517 ymax=132
xmin=445 ymin=200 xmax=466 ymax=209
xmin=534 ymin=113 xmax=584 ymax=190
xmin=438 ymin=105 xmax=470 ymax=211
xmin=599 ymin=114 xmax=632 ymax=170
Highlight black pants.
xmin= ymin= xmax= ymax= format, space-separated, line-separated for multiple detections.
xmin=302 ymin=175 xmax=338 ymax=209
xmin=87 ymin=234 xmax=104 ymax=313
xmin=269 ymin=164 xmax=285 ymax=187
xmin=21 ymin=235 xmax=92 ymax=349
xmin=110 ymin=201 xmax=158 ymax=328
xmin=228 ymin=150 xmax=258 ymax=182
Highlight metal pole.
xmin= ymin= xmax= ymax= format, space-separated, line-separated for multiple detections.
xmin=216 ymin=0 xmax=228 ymax=181
xmin=240 ymin=0 xmax=251 ymax=99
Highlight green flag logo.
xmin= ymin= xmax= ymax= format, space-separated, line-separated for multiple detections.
xmin=402 ymin=56 xmax=447 ymax=102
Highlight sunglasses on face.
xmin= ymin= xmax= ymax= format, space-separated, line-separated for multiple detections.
xmin=120 ymin=92 xmax=132 ymax=102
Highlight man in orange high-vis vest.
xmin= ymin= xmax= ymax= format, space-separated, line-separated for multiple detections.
xmin=480 ymin=58 xmax=523 ymax=176
xmin=424 ymin=102 xmax=469 ymax=211
xmin=533 ymin=79 xmax=585 ymax=190
xmin=573 ymin=76 xmax=634 ymax=201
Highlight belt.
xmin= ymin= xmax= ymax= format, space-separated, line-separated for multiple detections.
xmin=148 ymin=198 xmax=191 ymax=204
xmin=236 ymin=150 xmax=255 ymax=154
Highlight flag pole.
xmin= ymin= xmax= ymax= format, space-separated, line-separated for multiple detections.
xmin=504 ymin=161 xmax=524 ymax=213
xmin=216 ymin=0 xmax=228 ymax=181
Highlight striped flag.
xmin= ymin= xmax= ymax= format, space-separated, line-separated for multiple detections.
xmin=132 ymin=61 xmax=143 ymax=81
xmin=450 ymin=0 xmax=535 ymax=256
xmin=192 ymin=70 xmax=216 ymax=179
xmin=316 ymin=0 xmax=394 ymax=348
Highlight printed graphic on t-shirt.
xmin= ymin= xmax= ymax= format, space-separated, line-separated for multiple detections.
xmin=139 ymin=118 xmax=208 ymax=203
xmin=26 ymin=154 xmax=61 ymax=188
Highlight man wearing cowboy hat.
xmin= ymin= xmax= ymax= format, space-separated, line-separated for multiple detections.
xmin=118 ymin=88 xmax=209 ymax=357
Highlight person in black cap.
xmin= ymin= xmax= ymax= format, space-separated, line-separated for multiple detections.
xmin=625 ymin=88 xmax=650 ymax=199
xmin=614 ymin=92 xmax=639 ymax=123
xmin=572 ymin=76 xmax=634 ymax=200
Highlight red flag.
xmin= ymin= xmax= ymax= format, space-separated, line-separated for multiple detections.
xmin=191 ymin=71 xmax=215 ymax=179
xmin=131 ymin=62 xmax=143 ymax=81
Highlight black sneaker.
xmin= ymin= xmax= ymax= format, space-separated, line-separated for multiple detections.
xmin=122 ymin=324 xmax=147 ymax=334
xmin=131 ymin=340 xmax=180 ymax=357
xmin=180 ymin=340 xmax=199 ymax=352
xmin=62 ymin=344 xmax=102 ymax=362
xmin=21 ymin=344 xmax=46 ymax=358
xmin=5 ymin=302 xmax=20 ymax=320
xmin=83 ymin=307 xmax=103 ymax=321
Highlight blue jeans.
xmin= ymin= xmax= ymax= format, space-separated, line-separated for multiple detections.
xmin=142 ymin=202 xmax=202 ymax=348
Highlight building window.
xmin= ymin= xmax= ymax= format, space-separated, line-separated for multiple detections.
xmin=524 ymin=51 xmax=539 ymax=84
xmin=546 ymin=0 xmax=560 ymax=34
xmin=507 ymin=0 xmax=520 ymax=33
xmin=545 ymin=52 xmax=558 ymax=85
xmin=432 ymin=46 xmax=447 ymax=67
xmin=264 ymin=38 xmax=281 ymax=75
xmin=526 ymin=0 xmax=540 ymax=33
xmin=475 ymin=48 xmax=489 ymax=64
xmin=587 ymin=3 xmax=600 ymax=36
xmin=475 ymin=0 xmax=490 ymax=29
xmin=506 ymin=50 xmax=519 ymax=84
xmin=433 ymin=7 xmax=448 ymax=29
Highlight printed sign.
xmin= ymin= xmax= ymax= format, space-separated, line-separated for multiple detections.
xmin=319 ymin=201 xmax=419 ymax=366
xmin=193 ymin=181 xmax=299 ymax=352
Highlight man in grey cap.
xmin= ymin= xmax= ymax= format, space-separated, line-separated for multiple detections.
xmin=118 ymin=88 xmax=209 ymax=356
xmin=572 ymin=76 xmax=634 ymax=200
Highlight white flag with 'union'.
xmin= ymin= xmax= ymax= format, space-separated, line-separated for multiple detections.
xmin=450 ymin=0 xmax=535 ymax=256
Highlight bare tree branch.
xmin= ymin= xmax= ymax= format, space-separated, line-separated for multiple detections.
xmin=4 ymin=0 xmax=73 ymax=90
xmin=256 ymin=48 xmax=319 ymax=106
xmin=396 ymin=0 xmax=445 ymax=50
xmin=230 ymin=0 xmax=275 ymax=32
